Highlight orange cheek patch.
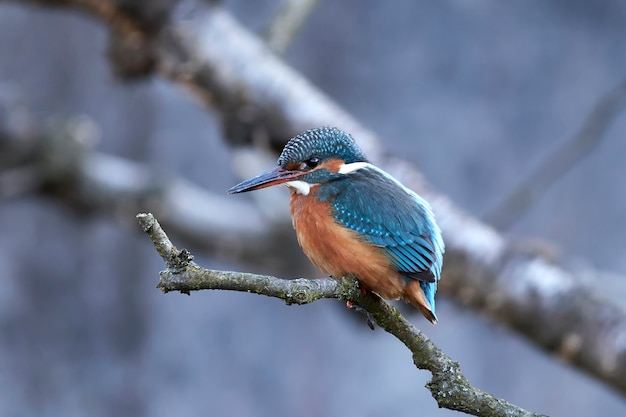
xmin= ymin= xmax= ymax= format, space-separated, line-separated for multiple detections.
xmin=319 ymin=158 xmax=344 ymax=173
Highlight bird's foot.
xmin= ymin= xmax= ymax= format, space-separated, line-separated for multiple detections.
xmin=346 ymin=301 xmax=375 ymax=330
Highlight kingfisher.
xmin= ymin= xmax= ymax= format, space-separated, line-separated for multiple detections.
xmin=227 ymin=127 xmax=444 ymax=323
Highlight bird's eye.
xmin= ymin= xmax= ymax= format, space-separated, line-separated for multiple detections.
xmin=305 ymin=157 xmax=319 ymax=168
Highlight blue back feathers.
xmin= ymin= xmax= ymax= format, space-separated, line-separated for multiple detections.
xmin=318 ymin=164 xmax=445 ymax=314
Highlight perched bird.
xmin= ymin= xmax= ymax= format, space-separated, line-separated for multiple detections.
xmin=227 ymin=127 xmax=444 ymax=323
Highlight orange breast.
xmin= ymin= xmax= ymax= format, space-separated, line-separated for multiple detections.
xmin=289 ymin=189 xmax=406 ymax=300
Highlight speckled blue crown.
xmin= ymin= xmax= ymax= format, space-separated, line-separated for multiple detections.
xmin=278 ymin=127 xmax=368 ymax=166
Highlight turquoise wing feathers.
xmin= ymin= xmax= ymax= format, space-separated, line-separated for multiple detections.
xmin=329 ymin=166 xmax=444 ymax=284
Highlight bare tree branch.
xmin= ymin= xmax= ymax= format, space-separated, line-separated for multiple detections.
xmin=6 ymin=0 xmax=626 ymax=398
xmin=137 ymin=212 xmax=548 ymax=417
xmin=486 ymin=78 xmax=626 ymax=230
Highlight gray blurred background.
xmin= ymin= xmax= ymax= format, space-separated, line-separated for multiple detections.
xmin=1 ymin=1 xmax=625 ymax=416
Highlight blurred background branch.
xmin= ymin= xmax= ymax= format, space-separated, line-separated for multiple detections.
xmin=0 ymin=99 xmax=302 ymax=269
xmin=1 ymin=0 xmax=626 ymax=416
xmin=264 ymin=0 xmax=320 ymax=55
xmin=486 ymin=78 xmax=626 ymax=230
xmin=3 ymin=0 xmax=626 ymax=398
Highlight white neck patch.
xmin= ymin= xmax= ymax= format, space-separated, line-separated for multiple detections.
xmin=338 ymin=162 xmax=372 ymax=174
xmin=285 ymin=180 xmax=311 ymax=195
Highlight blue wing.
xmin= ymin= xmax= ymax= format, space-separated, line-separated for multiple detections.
xmin=323 ymin=165 xmax=444 ymax=286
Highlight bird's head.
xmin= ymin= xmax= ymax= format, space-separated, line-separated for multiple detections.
xmin=227 ymin=127 xmax=368 ymax=196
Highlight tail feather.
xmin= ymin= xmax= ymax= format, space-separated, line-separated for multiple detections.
xmin=404 ymin=280 xmax=437 ymax=324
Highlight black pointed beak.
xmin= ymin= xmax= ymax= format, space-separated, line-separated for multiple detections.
xmin=227 ymin=167 xmax=304 ymax=194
